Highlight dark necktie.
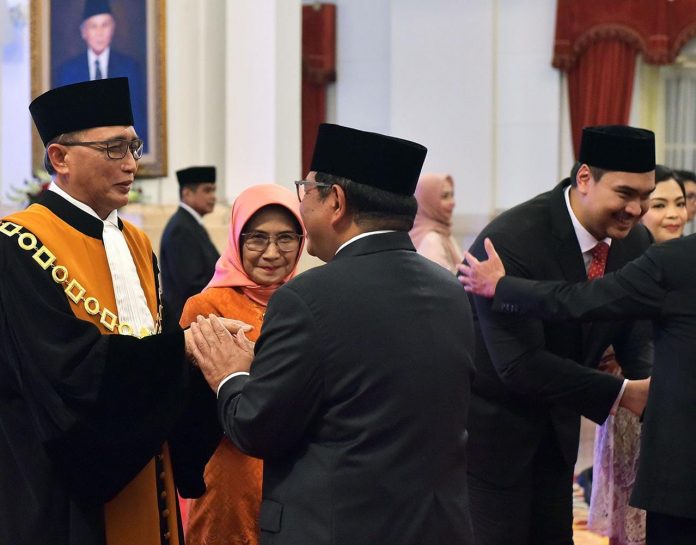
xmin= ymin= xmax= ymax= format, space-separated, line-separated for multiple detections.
xmin=95 ymin=59 xmax=103 ymax=80
xmin=588 ymin=241 xmax=609 ymax=280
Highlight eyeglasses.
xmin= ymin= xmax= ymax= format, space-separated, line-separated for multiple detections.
xmin=241 ymin=232 xmax=303 ymax=253
xmin=294 ymin=179 xmax=332 ymax=202
xmin=61 ymin=138 xmax=144 ymax=160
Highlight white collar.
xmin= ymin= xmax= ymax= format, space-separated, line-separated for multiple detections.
xmin=49 ymin=181 xmax=119 ymax=226
xmin=563 ymin=185 xmax=611 ymax=254
xmin=335 ymin=230 xmax=395 ymax=255
xmin=179 ymin=202 xmax=205 ymax=225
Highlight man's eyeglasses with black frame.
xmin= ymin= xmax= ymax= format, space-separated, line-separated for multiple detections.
xmin=241 ymin=232 xmax=304 ymax=253
xmin=294 ymin=179 xmax=332 ymax=202
xmin=61 ymin=138 xmax=144 ymax=160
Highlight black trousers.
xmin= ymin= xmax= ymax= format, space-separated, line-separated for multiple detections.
xmin=646 ymin=511 xmax=696 ymax=545
xmin=468 ymin=432 xmax=573 ymax=545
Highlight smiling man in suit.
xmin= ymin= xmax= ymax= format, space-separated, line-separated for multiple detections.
xmin=460 ymin=125 xmax=655 ymax=545
xmin=160 ymin=166 xmax=220 ymax=331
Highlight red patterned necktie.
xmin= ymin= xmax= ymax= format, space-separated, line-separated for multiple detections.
xmin=587 ymin=242 xmax=609 ymax=280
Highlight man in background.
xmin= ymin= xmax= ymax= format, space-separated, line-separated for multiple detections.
xmin=56 ymin=0 xmax=147 ymax=149
xmin=160 ymin=166 xmax=220 ymax=331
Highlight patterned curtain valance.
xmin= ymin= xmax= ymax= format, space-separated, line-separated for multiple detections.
xmin=553 ymin=0 xmax=696 ymax=70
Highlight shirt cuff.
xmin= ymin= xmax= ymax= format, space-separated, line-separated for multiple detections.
xmin=610 ymin=379 xmax=628 ymax=415
xmin=216 ymin=371 xmax=250 ymax=397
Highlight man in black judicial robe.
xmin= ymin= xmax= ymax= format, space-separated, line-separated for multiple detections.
xmin=160 ymin=166 xmax=220 ymax=331
xmin=461 ymin=233 xmax=696 ymax=545
xmin=459 ymin=126 xmax=655 ymax=545
xmin=0 ymin=78 xmax=236 ymax=545
xmin=189 ymin=123 xmax=476 ymax=545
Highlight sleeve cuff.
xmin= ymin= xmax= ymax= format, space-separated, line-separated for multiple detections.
xmin=610 ymin=378 xmax=628 ymax=415
xmin=216 ymin=371 xmax=250 ymax=397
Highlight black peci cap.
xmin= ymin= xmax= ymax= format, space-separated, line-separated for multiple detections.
xmin=29 ymin=78 xmax=134 ymax=145
xmin=309 ymin=123 xmax=427 ymax=196
xmin=83 ymin=0 xmax=111 ymax=21
xmin=579 ymin=125 xmax=655 ymax=173
xmin=176 ymin=166 xmax=216 ymax=187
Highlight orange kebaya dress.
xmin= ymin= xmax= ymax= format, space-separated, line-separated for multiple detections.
xmin=180 ymin=287 xmax=266 ymax=545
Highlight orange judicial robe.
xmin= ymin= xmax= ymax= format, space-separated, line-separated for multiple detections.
xmin=2 ymin=202 xmax=181 ymax=545
xmin=180 ymin=287 xmax=265 ymax=545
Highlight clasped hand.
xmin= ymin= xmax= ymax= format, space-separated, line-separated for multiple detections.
xmin=184 ymin=315 xmax=255 ymax=392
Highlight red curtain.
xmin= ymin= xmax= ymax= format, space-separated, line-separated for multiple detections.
xmin=301 ymin=4 xmax=336 ymax=176
xmin=567 ymin=40 xmax=637 ymax=159
xmin=553 ymin=0 xmax=696 ymax=159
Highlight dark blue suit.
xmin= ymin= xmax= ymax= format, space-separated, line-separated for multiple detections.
xmin=56 ymin=50 xmax=148 ymax=150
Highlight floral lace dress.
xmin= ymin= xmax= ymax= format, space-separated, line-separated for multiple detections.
xmin=587 ymin=355 xmax=645 ymax=545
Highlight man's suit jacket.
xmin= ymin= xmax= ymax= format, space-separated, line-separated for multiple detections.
xmin=493 ymin=235 xmax=696 ymax=520
xmin=55 ymin=50 xmax=148 ymax=150
xmin=160 ymin=207 xmax=219 ymax=330
xmin=466 ymin=180 xmax=653 ymax=486
xmin=218 ymin=232 xmax=476 ymax=545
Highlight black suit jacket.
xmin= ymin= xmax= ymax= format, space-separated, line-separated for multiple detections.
xmin=218 ymin=232 xmax=476 ymax=545
xmin=494 ymin=235 xmax=696 ymax=520
xmin=160 ymin=207 xmax=220 ymax=330
xmin=466 ymin=180 xmax=653 ymax=486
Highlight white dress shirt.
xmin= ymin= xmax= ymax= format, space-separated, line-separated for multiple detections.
xmin=88 ymin=47 xmax=111 ymax=80
xmin=564 ymin=185 xmax=627 ymax=412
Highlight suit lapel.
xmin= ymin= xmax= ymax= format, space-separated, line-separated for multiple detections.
xmin=548 ymin=180 xmax=587 ymax=283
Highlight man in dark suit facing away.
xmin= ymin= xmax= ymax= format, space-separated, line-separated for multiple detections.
xmin=188 ymin=123 xmax=476 ymax=545
xmin=160 ymin=166 xmax=220 ymax=331
xmin=459 ymin=125 xmax=655 ymax=545
xmin=55 ymin=0 xmax=148 ymax=150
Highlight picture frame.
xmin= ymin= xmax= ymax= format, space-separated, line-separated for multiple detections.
xmin=30 ymin=0 xmax=168 ymax=178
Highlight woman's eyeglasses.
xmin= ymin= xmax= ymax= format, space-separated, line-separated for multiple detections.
xmin=241 ymin=232 xmax=303 ymax=253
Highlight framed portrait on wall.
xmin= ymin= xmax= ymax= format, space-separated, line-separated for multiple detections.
xmin=30 ymin=0 xmax=167 ymax=177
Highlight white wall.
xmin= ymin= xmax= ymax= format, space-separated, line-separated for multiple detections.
xmin=1 ymin=0 xmax=566 ymax=239
xmin=496 ymin=0 xmax=563 ymax=210
xmin=391 ymin=0 xmax=495 ymax=231
xmin=0 ymin=0 xmax=31 ymax=212
xmin=226 ymin=0 xmax=301 ymax=203
xmin=306 ymin=0 xmax=563 ymax=246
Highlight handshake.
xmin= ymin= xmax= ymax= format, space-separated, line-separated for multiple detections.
xmin=183 ymin=315 xmax=255 ymax=392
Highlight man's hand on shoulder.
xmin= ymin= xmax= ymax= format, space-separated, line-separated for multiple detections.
xmin=457 ymin=237 xmax=506 ymax=298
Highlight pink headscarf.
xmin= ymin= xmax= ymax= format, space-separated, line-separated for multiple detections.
xmin=409 ymin=173 xmax=455 ymax=247
xmin=206 ymin=184 xmax=305 ymax=306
